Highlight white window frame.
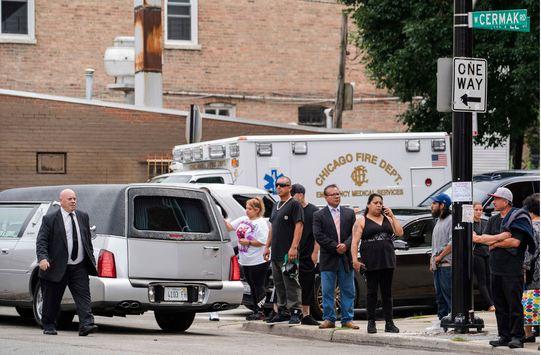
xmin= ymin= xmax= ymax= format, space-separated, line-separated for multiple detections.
xmin=0 ymin=0 xmax=35 ymax=44
xmin=164 ymin=0 xmax=200 ymax=50
xmin=204 ymin=103 xmax=236 ymax=118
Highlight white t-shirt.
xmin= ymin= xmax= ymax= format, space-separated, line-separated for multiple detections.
xmin=231 ymin=216 xmax=269 ymax=266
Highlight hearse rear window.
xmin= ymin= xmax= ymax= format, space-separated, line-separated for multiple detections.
xmin=133 ymin=196 xmax=211 ymax=233
xmin=0 ymin=205 xmax=36 ymax=238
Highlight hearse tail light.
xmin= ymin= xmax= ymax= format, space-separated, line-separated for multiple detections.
xmin=292 ymin=141 xmax=308 ymax=155
xmin=229 ymin=255 xmax=241 ymax=281
xmin=209 ymin=145 xmax=226 ymax=159
xmin=98 ymin=249 xmax=117 ymax=278
xmin=405 ymin=139 xmax=421 ymax=152
xmin=432 ymin=139 xmax=446 ymax=152
xmin=256 ymin=143 xmax=273 ymax=157
xmin=229 ymin=143 xmax=240 ymax=157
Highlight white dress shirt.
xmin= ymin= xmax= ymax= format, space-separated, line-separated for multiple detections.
xmin=60 ymin=208 xmax=84 ymax=265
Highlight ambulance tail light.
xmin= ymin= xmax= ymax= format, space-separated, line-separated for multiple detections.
xmin=172 ymin=149 xmax=182 ymax=162
xmin=229 ymin=143 xmax=240 ymax=157
xmin=405 ymin=139 xmax=421 ymax=152
xmin=432 ymin=139 xmax=446 ymax=152
xmin=209 ymin=145 xmax=226 ymax=159
xmin=425 ymin=178 xmax=432 ymax=187
xmin=292 ymin=141 xmax=308 ymax=155
xmin=181 ymin=149 xmax=193 ymax=163
xmin=193 ymin=146 xmax=203 ymax=161
xmin=256 ymin=143 xmax=273 ymax=157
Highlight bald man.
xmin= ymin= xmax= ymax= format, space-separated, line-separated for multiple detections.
xmin=36 ymin=189 xmax=98 ymax=336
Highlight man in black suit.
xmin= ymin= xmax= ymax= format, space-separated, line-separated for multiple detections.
xmin=313 ymin=184 xmax=358 ymax=329
xmin=36 ymin=188 xmax=98 ymax=336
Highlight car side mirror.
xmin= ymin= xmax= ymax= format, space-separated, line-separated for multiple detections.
xmin=90 ymin=225 xmax=97 ymax=240
xmin=484 ymin=206 xmax=494 ymax=217
xmin=393 ymin=239 xmax=409 ymax=251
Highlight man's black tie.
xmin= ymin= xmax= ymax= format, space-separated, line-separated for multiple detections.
xmin=69 ymin=213 xmax=79 ymax=261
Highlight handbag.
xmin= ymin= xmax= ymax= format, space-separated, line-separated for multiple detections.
xmin=522 ymin=289 xmax=540 ymax=326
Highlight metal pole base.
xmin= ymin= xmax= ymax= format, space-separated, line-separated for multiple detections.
xmin=441 ymin=314 xmax=485 ymax=334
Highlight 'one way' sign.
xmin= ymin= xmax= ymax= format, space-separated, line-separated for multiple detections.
xmin=452 ymin=57 xmax=487 ymax=113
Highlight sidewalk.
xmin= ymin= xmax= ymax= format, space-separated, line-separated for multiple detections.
xmin=242 ymin=312 xmax=538 ymax=354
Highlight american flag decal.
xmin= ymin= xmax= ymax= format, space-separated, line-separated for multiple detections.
xmin=432 ymin=154 xmax=448 ymax=167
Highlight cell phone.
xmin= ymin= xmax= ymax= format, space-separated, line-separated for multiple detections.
xmin=383 ymin=206 xmax=388 ymax=214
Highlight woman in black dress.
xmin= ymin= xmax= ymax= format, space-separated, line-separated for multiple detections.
xmin=352 ymin=193 xmax=403 ymax=334
xmin=472 ymin=202 xmax=494 ymax=311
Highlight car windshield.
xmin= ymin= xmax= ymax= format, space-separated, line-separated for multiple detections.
xmin=418 ymin=179 xmax=496 ymax=207
xmin=150 ymin=175 xmax=192 ymax=183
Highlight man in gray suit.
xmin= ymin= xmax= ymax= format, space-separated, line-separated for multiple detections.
xmin=36 ymin=189 xmax=98 ymax=336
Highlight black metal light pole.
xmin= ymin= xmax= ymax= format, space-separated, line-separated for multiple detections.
xmin=440 ymin=0 xmax=484 ymax=333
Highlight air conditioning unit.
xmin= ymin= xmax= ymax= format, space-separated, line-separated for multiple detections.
xmin=298 ymin=105 xmax=327 ymax=127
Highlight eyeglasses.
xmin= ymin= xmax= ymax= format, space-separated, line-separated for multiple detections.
xmin=325 ymin=193 xmax=340 ymax=197
xmin=275 ymin=183 xmax=290 ymax=188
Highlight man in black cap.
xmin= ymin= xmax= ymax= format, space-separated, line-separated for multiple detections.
xmin=291 ymin=183 xmax=320 ymax=326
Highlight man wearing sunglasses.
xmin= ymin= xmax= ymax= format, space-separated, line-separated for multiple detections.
xmin=264 ymin=176 xmax=304 ymax=324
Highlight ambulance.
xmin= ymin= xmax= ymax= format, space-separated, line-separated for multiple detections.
xmin=169 ymin=133 xmax=455 ymax=207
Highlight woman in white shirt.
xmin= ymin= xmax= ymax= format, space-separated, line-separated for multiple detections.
xmin=226 ymin=197 xmax=270 ymax=321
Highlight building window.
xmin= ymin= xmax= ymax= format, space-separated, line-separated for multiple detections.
xmin=0 ymin=0 xmax=35 ymax=44
xmin=36 ymin=152 xmax=66 ymax=174
xmin=165 ymin=0 xmax=199 ymax=49
xmin=204 ymin=103 xmax=236 ymax=117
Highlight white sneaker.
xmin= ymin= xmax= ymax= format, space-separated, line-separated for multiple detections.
xmin=209 ymin=312 xmax=220 ymax=321
xmin=425 ymin=320 xmax=442 ymax=333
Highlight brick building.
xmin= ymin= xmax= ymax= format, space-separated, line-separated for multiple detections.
xmin=0 ymin=89 xmax=338 ymax=191
xmin=0 ymin=0 xmax=407 ymax=132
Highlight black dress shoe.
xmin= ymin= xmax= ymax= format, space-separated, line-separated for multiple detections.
xmin=524 ymin=335 xmax=536 ymax=343
xmin=367 ymin=320 xmax=377 ymax=334
xmin=508 ymin=338 xmax=524 ymax=349
xmin=489 ymin=337 xmax=510 ymax=347
xmin=385 ymin=321 xmax=400 ymax=333
xmin=43 ymin=329 xmax=57 ymax=335
xmin=79 ymin=324 xmax=98 ymax=336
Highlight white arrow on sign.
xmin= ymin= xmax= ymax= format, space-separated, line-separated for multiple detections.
xmin=452 ymin=57 xmax=487 ymax=113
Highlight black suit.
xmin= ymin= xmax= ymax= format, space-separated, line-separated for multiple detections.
xmin=313 ymin=206 xmax=356 ymax=323
xmin=36 ymin=208 xmax=97 ymax=331
xmin=313 ymin=206 xmax=356 ymax=272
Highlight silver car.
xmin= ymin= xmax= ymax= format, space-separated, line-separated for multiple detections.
xmin=0 ymin=184 xmax=243 ymax=332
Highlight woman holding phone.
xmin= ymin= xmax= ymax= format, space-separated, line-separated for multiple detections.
xmin=352 ymin=193 xmax=403 ymax=334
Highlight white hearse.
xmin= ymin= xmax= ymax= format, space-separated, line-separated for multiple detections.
xmin=0 ymin=184 xmax=243 ymax=332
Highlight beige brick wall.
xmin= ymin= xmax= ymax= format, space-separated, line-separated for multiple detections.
xmin=0 ymin=0 xmax=407 ymax=132
xmin=0 ymin=93 xmax=320 ymax=190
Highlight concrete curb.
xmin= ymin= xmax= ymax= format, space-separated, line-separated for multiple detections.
xmin=241 ymin=322 xmax=538 ymax=355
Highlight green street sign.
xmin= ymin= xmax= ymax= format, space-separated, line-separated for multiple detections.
xmin=469 ymin=9 xmax=530 ymax=32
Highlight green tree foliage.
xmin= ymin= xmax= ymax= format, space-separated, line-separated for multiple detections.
xmin=343 ymin=0 xmax=539 ymax=168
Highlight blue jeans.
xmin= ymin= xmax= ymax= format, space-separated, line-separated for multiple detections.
xmin=321 ymin=259 xmax=355 ymax=323
xmin=434 ymin=266 xmax=452 ymax=320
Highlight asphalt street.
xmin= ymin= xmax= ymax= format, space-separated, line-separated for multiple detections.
xmin=0 ymin=306 xmax=462 ymax=355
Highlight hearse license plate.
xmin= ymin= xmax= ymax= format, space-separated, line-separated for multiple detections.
xmin=164 ymin=287 xmax=188 ymax=302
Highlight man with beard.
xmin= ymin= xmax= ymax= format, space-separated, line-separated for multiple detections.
xmin=429 ymin=193 xmax=453 ymax=325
